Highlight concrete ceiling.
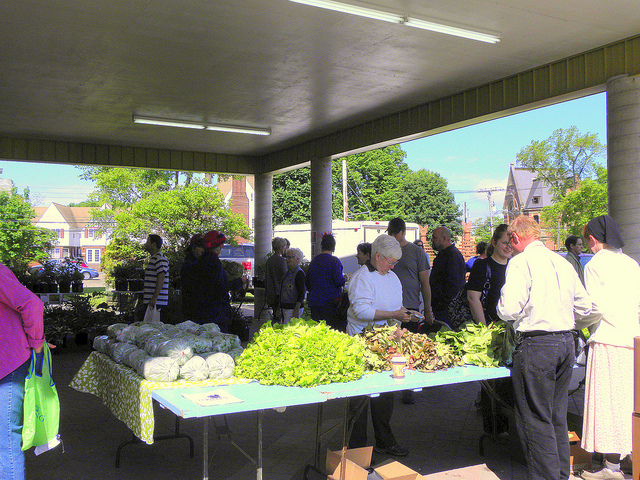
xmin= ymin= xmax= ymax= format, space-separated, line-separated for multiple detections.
xmin=1 ymin=0 xmax=639 ymax=165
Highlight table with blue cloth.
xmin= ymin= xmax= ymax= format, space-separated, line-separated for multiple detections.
xmin=153 ymin=365 xmax=511 ymax=480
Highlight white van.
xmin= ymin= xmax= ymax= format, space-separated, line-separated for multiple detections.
xmin=274 ymin=220 xmax=422 ymax=275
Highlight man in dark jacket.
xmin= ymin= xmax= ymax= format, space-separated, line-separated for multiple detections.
xmin=430 ymin=226 xmax=466 ymax=326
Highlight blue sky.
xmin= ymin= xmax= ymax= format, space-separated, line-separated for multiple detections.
xmin=1 ymin=92 xmax=606 ymax=221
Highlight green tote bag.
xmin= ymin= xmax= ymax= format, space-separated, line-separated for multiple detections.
xmin=22 ymin=343 xmax=61 ymax=453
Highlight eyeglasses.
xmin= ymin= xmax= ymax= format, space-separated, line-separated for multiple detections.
xmin=381 ymin=254 xmax=399 ymax=267
xmin=285 ymin=255 xmax=296 ymax=259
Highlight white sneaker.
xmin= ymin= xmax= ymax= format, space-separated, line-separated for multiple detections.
xmin=579 ymin=467 xmax=625 ymax=480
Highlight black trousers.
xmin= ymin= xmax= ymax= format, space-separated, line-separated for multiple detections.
xmin=348 ymin=392 xmax=396 ymax=449
xmin=511 ymin=332 xmax=574 ymax=480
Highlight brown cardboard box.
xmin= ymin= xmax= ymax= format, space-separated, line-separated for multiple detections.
xmin=373 ymin=459 xmax=423 ymax=480
xmin=326 ymin=447 xmax=372 ymax=480
xmin=633 ymin=413 xmax=640 ymax=480
xmin=569 ymin=431 xmax=592 ymax=472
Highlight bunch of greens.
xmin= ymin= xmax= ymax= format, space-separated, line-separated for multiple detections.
xmin=358 ymin=324 xmax=463 ymax=372
xmin=429 ymin=322 xmax=514 ymax=367
xmin=235 ymin=319 xmax=365 ymax=387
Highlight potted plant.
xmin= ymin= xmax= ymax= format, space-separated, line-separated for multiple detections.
xmin=112 ymin=264 xmax=129 ymax=291
xmin=38 ymin=261 xmax=58 ymax=293
xmin=56 ymin=263 xmax=75 ymax=293
xmin=71 ymin=269 xmax=84 ymax=293
xmin=127 ymin=263 xmax=144 ymax=292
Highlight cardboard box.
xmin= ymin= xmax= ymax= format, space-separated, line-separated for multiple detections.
xmin=569 ymin=431 xmax=592 ymax=472
xmin=372 ymin=459 xmax=422 ymax=480
xmin=326 ymin=448 xmax=424 ymax=480
xmin=327 ymin=447 xmax=372 ymax=480
xmin=632 ymin=413 xmax=640 ymax=480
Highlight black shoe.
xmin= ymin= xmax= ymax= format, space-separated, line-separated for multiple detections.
xmin=373 ymin=444 xmax=409 ymax=457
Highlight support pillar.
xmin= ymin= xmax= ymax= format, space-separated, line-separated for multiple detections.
xmin=254 ymin=173 xmax=273 ymax=317
xmin=606 ymin=74 xmax=640 ymax=262
xmin=310 ymin=158 xmax=333 ymax=259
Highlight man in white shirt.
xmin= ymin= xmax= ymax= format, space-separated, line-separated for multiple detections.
xmin=498 ymin=216 xmax=591 ymax=480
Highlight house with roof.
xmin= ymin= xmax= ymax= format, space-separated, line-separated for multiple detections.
xmin=503 ymin=164 xmax=556 ymax=249
xmin=32 ymin=203 xmax=109 ymax=269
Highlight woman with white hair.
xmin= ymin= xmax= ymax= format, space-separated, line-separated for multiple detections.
xmin=276 ymin=247 xmax=306 ymax=324
xmin=347 ymin=234 xmax=413 ymax=457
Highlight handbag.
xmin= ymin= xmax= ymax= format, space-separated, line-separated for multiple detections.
xmin=448 ymin=263 xmax=492 ymax=331
xmin=22 ymin=343 xmax=62 ymax=454
xmin=143 ymin=304 xmax=161 ymax=323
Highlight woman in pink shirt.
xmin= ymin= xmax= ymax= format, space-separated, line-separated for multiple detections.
xmin=0 ymin=263 xmax=45 ymax=480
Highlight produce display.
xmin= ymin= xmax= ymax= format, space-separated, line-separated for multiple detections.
xmin=235 ymin=319 xmax=366 ymax=387
xmin=94 ymin=320 xmax=242 ymax=382
xmin=429 ymin=322 xmax=515 ymax=368
xmin=358 ymin=324 xmax=463 ymax=372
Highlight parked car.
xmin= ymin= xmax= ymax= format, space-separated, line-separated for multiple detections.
xmin=219 ymin=243 xmax=254 ymax=289
xmin=30 ymin=259 xmax=100 ymax=280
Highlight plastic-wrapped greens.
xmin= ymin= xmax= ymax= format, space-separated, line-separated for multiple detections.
xmin=196 ymin=323 xmax=221 ymax=335
xmin=140 ymin=357 xmax=180 ymax=382
xmin=174 ymin=320 xmax=201 ymax=333
xmin=179 ymin=356 xmax=210 ymax=381
xmin=190 ymin=336 xmax=213 ymax=354
xmin=112 ymin=342 xmax=139 ymax=364
xmin=155 ymin=338 xmax=193 ymax=366
xmin=130 ymin=350 xmax=152 ymax=376
xmin=135 ymin=325 xmax=163 ymax=347
xmin=226 ymin=347 xmax=244 ymax=360
xmin=105 ymin=339 xmax=119 ymax=359
xmin=92 ymin=335 xmax=110 ymax=353
xmin=106 ymin=323 xmax=128 ymax=339
xmin=143 ymin=334 xmax=170 ymax=357
xmin=205 ymin=332 xmax=242 ymax=353
xmin=116 ymin=325 xmax=140 ymax=344
xmin=206 ymin=352 xmax=235 ymax=380
xmin=121 ymin=347 xmax=146 ymax=369
xmin=171 ymin=330 xmax=198 ymax=341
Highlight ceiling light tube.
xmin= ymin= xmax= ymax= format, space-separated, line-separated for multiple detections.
xmin=289 ymin=0 xmax=403 ymax=24
xmin=205 ymin=124 xmax=271 ymax=136
xmin=133 ymin=115 xmax=204 ymax=129
xmin=403 ymin=17 xmax=500 ymax=44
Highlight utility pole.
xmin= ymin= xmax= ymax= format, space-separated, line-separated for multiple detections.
xmin=478 ymin=187 xmax=505 ymax=235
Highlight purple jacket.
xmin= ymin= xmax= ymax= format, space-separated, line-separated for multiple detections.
xmin=0 ymin=263 xmax=45 ymax=380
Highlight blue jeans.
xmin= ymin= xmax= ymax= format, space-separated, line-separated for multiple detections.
xmin=0 ymin=358 xmax=30 ymax=480
xmin=511 ymin=332 xmax=575 ymax=480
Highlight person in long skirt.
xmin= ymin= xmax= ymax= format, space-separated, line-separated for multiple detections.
xmin=577 ymin=215 xmax=640 ymax=480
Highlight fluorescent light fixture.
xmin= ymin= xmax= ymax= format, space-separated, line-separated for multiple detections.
xmin=132 ymin=115 xmax=204 ymax=130
xmin=289 ymin=0 xmax=500 ymax=44
xmin=133 ymin=115 xmax=271 ymax=136
xmin=289 ymin=0 xmax=403 ymax=24
xmin=403 ymin=17 xmax=500 ymax=44
xmin=205 ymin=124 xmax=271 ymax=136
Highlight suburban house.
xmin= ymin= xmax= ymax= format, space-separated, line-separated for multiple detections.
xmin=32 ymin=203 xmax=108 ymax=270
xmin=503 ymin=164 xmax=556 ymax=249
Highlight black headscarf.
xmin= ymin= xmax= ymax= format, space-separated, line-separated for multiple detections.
xmin=586 ymin=215 xmax=625 ymax=249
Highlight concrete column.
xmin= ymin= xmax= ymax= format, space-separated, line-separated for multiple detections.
xmin=606 ymin=74 xmax=640 ymax=262
xmin=310 ymin=158 xmax=333 ymax=259
xmin=253 ymin=173 xmax=273 ymax=317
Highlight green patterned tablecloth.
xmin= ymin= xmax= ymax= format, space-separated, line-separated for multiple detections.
xmin=70 ymin=351 xmax=251 ymax=444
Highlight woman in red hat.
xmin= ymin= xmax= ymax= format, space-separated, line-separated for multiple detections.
xmin=181 ymin=231 xmax=246 ymax=331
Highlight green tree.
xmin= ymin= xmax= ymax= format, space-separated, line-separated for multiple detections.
xmin=108 ymin=183 xmax=250 ymax=250
xmin=516 ymin=126 xmax=605 ymax=200
xmin=397 ymin=169 xmax=462 ymax=236
xmin=272 ymin=168 xmax=312 ymax=226
xmin=471 ymin=215 xmax=507 ymax=243
xmin=273 ymin=146 xmax=461 ymax=232
xmin=0 ymin=187 xmax=57 ymax=269
xmin=331 ymin=145 xmax=410 ymax=221
xmin=541 ymin=166 xmax=608 ymax=242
